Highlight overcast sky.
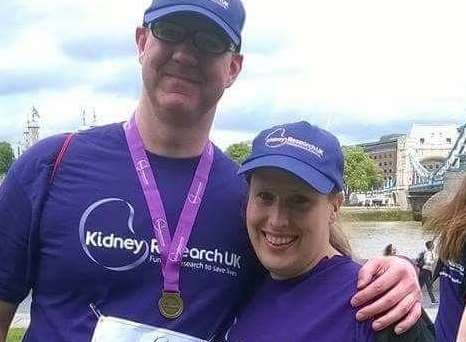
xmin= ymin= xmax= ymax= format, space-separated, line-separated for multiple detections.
xmin=1 ymin=0 xmax=465 ymax=150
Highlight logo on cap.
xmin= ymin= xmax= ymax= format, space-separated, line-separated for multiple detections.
xmin=210 ymin=0 xmax=230 ymax=9
xmin=265 ymin=128 xmax=325 ymax=159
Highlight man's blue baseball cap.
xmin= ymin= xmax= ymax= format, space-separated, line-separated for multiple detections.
xmin=238 ymin=121 xmax=345 ymax=194
xmin=143 ymin=0 xmax=246 ymax=48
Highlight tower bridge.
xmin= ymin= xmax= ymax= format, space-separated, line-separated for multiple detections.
xmin=407 ymin=124 xmax=466 ymax=219
xmin=356 ymin=123 xmax=466 ymax=219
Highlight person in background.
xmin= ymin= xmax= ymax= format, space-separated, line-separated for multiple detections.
xmin=418 ymin=240 xmax=437 ymax=304
xmin=384 ymin=244 xmax=397 ymax=256
xmin=226 ymin=122 xmax=434 ymax=342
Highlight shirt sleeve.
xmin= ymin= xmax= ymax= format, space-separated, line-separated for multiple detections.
xmin=0 ymin=169 xmax=34 ymax=304
xmin=0 ymin=134 xmax=70 ymax=305
xmin=355 ymin=319 xmax=375 ymax=341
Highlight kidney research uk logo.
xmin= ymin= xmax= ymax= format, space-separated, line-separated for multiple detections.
xmin=265 ymin=128 xmax=325 ymax=159
xmin=79 ymin=198 xmax=242 ymax=275
xmin=79 ymin=198 xmax=150 ymax=271
xmin=210 ymin=0 xmax=229 ymax=9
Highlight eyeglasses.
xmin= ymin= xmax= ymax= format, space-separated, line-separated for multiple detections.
xmin=150 ymin=20 xmax=237 ymax=55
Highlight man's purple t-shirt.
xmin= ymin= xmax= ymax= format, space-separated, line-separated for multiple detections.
xmin=0 ymin=123 xmax=261 ymax=341
xmin=226 ymin=255 xmax=374 ymax=342
xmin=435 ymin=260 xmax=465 ymax=341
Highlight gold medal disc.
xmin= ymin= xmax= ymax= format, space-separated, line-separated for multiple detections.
xmin=158 ymin=292 xmax=184 ymax=319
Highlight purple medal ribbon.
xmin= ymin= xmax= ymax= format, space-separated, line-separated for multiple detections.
xmin=124 ymin=115 xmax=214 ymax=296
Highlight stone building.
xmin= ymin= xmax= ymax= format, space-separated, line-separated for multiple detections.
xmin=395 ymin=124 xmax=459 ymax=208
xmin=357 ymin=123 xmax=461 ymax=208
xmin=359 ymin=134 xmax=405 ymax=188
xmin=396 ymin=124 xmax=459 ymax=188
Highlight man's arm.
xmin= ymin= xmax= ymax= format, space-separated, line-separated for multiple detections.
xmin=0 ymin=300 xmax=17 ymax=342
xmin=351 ymin=256 xmax=422 ymax=335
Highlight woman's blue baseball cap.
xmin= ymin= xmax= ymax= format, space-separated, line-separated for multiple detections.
xmin=238 ymin=121 xmax=345 ymax=194
xmin=143 ymin=0 xmax=246 ymax=48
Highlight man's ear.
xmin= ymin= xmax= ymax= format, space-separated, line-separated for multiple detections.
xmin=135 ymin=27 xmax=149 ymax=64
xmin=329 ymin=193 xmax=344 ymax=224
xmin=225 ymin=53 xmax=243 ymax=88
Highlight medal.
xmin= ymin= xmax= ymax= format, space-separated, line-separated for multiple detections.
xmin=158 ymin=291 xmax=184 ymax=319
xmin=125 ymin=114 xmax=213 ymax=320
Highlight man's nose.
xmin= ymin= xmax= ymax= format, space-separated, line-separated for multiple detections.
xmin=171 ymin=37 xmax=200 ymax=66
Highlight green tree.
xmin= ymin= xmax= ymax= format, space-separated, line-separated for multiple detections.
xmin=343 ymin=146 xmax=382 ymax=196
xmin=225 ymin=141 xmax=251 ymax=164
xmin=0 ymin=142 xmax=15 ymax=175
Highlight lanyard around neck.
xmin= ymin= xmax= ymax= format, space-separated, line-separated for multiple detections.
xmin=123 ymin=115 xmax=214 ymax=293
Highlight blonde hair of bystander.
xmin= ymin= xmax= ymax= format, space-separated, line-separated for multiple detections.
xmin=425 ymin=175 xmax=466 ymax=263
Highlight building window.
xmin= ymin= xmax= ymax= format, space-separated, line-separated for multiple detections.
xmin=379 ymin=163 xmax=382 ymax=166
xmin=389 ymin=169 xmax=392 ymax=173
xmin=447 ymin=138 xmax=452 ymax=143
xmin=420 ymin=138 xmax=425 ymax=144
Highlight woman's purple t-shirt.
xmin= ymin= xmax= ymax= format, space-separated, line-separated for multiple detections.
xmin=226 ymin=255 xmax=374 ymax=342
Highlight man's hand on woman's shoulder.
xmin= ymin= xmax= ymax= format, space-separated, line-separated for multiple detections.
xmin=351 ymin=256 xmax=422 ymax=335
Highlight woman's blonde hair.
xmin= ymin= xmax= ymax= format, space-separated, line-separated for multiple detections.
xmin=329 ymin=191 xmax=352 ymax=257
xmin=330 ymin=222 xmax=352 ymax=256
xmin=425 ymin=175 xmax=466 ymax=263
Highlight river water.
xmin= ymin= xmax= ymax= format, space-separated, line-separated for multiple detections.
xmin=345 ymin=220 xmax=433 ymax=260
xmin=345 ymin=220 xmax=439 ymax=321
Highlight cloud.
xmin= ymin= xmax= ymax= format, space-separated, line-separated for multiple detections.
xmin=0 ymin=2 xmax=37 ymax=45
xmin=1 ymin=0 xmax=466 ymax=150
xmin=61 ymin=35 xmax=136 ymax=62
xmin=0 ymin=67 xmax=83 ymax=96
xmin=91 ymin=61 xmax=141 ymax=97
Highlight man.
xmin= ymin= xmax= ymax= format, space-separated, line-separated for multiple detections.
xmin=0 ymin=0 xmax=421 ymax=341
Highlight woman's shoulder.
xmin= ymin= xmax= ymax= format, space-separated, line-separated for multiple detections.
xmin=313 ymin=255 xmax=362 ymax=279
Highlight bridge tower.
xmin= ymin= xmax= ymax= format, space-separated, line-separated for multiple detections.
xmin=78 ymin=108 xmax=98 ymax=131
xmin=21 ymin=106 xmax=41 ymax=154
xmin=410 ymin=123 xmax=466 ymax=219
xmin=395 ymin=124 xmax=460 ymax=209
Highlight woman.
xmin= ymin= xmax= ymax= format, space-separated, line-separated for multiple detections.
xmin=417 ymin=240 xmax=437 ymax=304
xmin=225 ymin=121 xmax=433 ymax=342
xmin=426 ymin=175 xmax=466 ymax=341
